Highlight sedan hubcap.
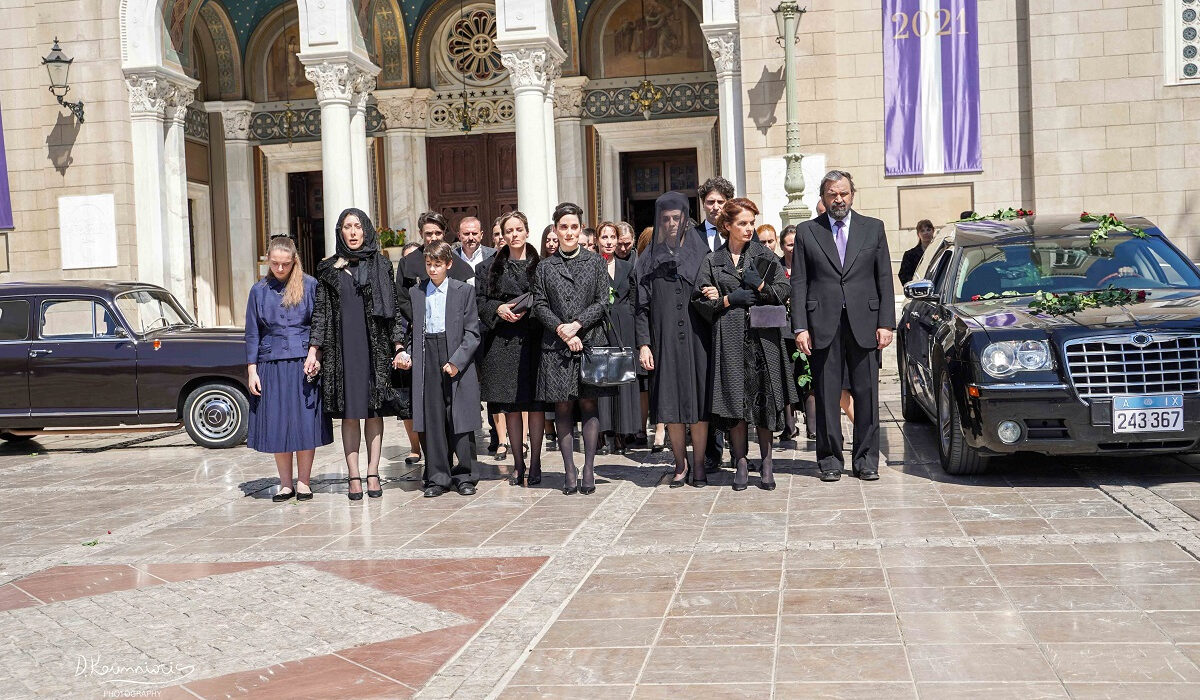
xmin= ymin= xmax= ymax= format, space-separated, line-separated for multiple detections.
xmin=193 ymin=391 xmax=238 ymax=441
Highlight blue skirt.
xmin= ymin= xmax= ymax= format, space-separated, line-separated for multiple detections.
xmin=248 ymin=358 xmax=334 ymax=454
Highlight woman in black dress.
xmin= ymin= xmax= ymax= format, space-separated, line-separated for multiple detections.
xmin=635 ymin=192 xmax=712 ymax=487
xmin=476 ymin=211 xmax=545 ymax=487
xmin=694 ymin=198 xmax=798 ymax=490
xmin=532 ymin=202 xmax=614 ymax=495
xmin=595 ymin=221 xmax=640 ymax=453
xmin=308 ymin=208 xmax=399 ymax=501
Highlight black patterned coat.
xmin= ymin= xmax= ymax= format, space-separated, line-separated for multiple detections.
xmin=475 ymin=255 xmax=542 ymax=407
xmin=693 ymin=241 xmax=798 ymax=430
xmin=310 ymin=261 xmax=399 ymax=416
xmin=531 ymin=250 xmax=615 ymax=402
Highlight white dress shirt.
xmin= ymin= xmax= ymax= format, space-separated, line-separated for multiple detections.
xmin=457 ymin=246 xmax=487 ymax=286
xmin=425 ymin=278 xmax=449 ymax=334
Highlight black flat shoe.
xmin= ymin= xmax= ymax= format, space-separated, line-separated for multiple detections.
xmin=580 ymin=485 xmax=596 ymax=495
xmin=366 ymin=474 xmax=383 ymax=498
xmin=758 ymin=481 xmax=777 ymax=491
xmin=690 ymin=479 xmax=707 ymax=488
xmin=296 ymin=487 xmax=313 ymax=501
xmin=457 ymin=482 xmax=477 ymax=496
xmin=346 ymin=477 xmax=364 ymax=501
xmin=404 ymin=453 xmax=422 ymax=464
xmin=732 ymin=482 xmax=748 ymax=491
xmin=272 ymin=487 xmax=295 ymax=503
xmin=562 ymin=485 xmax=579 ymax=495
xmin=423 ymin=485 xmax=446 ymax=498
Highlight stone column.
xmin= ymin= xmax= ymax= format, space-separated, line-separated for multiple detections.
xmin=542 ymin=65 xmax=560 ymax=207
xmin=702 ymin=23 xmax=746 ymax=195
xmin=349 ymin=73 xmax=376 ymax=217
xmin=163 ymin=81 xmax=198 ymax=310
xmin=304 ymin=61 xmax=358 ymax=254
xmin=376 ymin=88 xmax=433 ymax=233
xmin=553 ymin=76 xmax=588 ymax=211
xmin=218 ymin=101 xmax=257 ymax=324
xmin=125 ymin=73 xmax=170 ymax=290
xmin=499 ymin=44 xmax=564 ymax=242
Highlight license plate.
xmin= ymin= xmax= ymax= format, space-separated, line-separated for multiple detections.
xmin=1112 ymin=394 xmax=1184 ymax=433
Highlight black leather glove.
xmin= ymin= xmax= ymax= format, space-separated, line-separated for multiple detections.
xmin=726 ymin=288 xmax=756 ymax=307
xmin=742 ymin=262 xmax=764 ymax=289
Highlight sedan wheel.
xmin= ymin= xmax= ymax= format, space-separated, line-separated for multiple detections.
xmin=937 ymin=373 xmax=987 ymax=475
xmin=898 ymin=346 xmax=927 ymax=422
xmin=183 ymin=383 xmax=249 ymax=449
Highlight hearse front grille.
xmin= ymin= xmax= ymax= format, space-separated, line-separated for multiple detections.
xmin=1064 ymin=334 xmax=1200 ymax=399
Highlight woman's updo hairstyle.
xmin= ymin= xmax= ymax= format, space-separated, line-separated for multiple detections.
xmin=716 ymin=197 xmax=761 ymax=237
xmin=552 ymin=202 xmax=584 ymax=226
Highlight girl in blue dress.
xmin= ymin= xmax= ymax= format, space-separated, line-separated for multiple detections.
xmin=245 ymin=236 xmax=333 ymax=502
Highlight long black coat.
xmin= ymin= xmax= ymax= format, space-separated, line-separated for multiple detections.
xmin=311 ymin=261 xmax=398 ymax=416
xmin=403 ymin=278 xmax=483 ymax=433
xmin=475 ymin=254 xmax=542 ymax=407
xmin=635 ymin=262 xmax=711 ymax=425
xmin=599 ymin=257 xmax=641 ymax=434
xmin=532 ymin=250 xmax=614 ymax=403
xmin=693 ymin=242 xmax=798 ymax=430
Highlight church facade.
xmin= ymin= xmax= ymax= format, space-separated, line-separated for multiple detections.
xmin=1 ymin=0 xmax=1198 ymax=326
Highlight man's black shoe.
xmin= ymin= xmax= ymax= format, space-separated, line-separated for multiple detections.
xmin=423 ymin=485 xmax=446 ymax=498
xmin=457 ymin=482 xmax=477 ymax=496
xmin=819 ymin=471 xmax=842 ymax=482
xmin=855 ymin=469 xmax=879 ymax=481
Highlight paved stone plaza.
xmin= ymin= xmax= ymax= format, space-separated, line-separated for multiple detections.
xmin=4 ymin=366 xmax=1200 ymax=699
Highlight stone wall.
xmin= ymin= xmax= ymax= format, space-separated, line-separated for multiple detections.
xmin=0 ymin=0 xmax=137 ymax=281
xmin=737 ymin=0 xmax=1200 ymax=265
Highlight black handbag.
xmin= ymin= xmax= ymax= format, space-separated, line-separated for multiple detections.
xmin=579 ymin=307 xmax=637 ymax=386
xmin=509 ymin=292 xmax=533 ymax=315
xmin=749 ymin=305 xmax=789 ymax=329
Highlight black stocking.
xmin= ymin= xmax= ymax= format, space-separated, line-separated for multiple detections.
xmin=666 ymin=423 xmax=689 ymax=481
xmin=784 ymin=403 xmax=797 ymax=436
xmin=579 ymin=398 xmax=600 ymax=489
xmin=728 ymin=421 xmax=750 ymax=487
xmin=554 ymin=402 xmax=577 ymax=489
xmin=690 ymin=421 xmax=709 ymax=484
xmin=804 ymin=395 xmax=817 ymax=438
xmin=757 ymin=426 xmax=775 ymax=484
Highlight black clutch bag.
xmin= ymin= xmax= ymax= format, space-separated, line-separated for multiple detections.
xmin=509 ymin=292 xmax=533 ymax=315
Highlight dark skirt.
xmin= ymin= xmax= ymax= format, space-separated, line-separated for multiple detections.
xmin=248 ymin=358 xmax=334 ymax=453
xmin=333 ymin=273 xmax=389 ymax=419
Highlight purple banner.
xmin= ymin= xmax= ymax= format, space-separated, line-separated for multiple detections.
xmin=883 ymin=0 xmax=981 ymax=177
xmin=0 ymin=102 xmax=11 ymax=230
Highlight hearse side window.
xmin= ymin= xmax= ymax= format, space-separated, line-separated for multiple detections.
xmin=0 ymin=300 xmax=29 ymax=341
xmin=40 ymin=300 xmax=120 ymax=339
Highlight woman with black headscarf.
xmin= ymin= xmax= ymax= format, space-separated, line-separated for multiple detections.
xmin=308 ymin=207 xmax=400 ymax=501
xmin=635 ymin=191 xmax=712 ymax=487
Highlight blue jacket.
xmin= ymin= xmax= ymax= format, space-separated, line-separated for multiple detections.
xmin=244 ymin=274 xmax=318 ymax=364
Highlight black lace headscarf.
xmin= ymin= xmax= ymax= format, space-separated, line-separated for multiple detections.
xmin=322 ymin=207 xmax=396 ymax=318
xmin=634 ymin=191 xmax=709 ymax=286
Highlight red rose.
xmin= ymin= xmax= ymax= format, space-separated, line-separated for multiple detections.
xmin=971 ymin=295 xmax=981 ymax=301
xmin=1081 ymin=211 xmax=1089 ymax=217
xmin=1137 ymin=290 xmax=1147 ymax=301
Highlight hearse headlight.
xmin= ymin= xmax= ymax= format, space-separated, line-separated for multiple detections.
xmin=982 ymin=340 xmax=1054 ymax=378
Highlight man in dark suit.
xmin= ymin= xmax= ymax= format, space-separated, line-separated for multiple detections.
xmin=791 ymin=170 xmax=895 ymax=481
xmin=697 ymin=176 xmax=734 ymax=470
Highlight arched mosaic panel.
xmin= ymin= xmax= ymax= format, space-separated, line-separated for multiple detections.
xmin=199 ymin=1 xmax=244 ymax=99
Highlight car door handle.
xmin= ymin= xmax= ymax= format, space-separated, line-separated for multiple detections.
xmin=29 ymin=349 xmax=53 ymax=357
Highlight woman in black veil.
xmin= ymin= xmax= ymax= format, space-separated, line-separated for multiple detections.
xmin=308 ymin=207 xmax=400 ymax=500
xmin=634 ymin=191 xmax=712 ymax=487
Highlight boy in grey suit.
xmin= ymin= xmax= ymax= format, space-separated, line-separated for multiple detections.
xmin=396 ymin=242 xmax=483 ymax=497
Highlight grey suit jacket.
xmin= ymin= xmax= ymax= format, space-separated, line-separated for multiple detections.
xmin=407 ymin=278 xmax=483 ymax=433
xmin=789 ymin=210 xmax=896 ymax=350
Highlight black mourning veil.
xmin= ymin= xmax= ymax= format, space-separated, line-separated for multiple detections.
xmin=634 ymin=191 xmax=709 ymax=285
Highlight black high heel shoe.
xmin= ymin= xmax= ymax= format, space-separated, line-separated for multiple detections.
xmin=562 ymin=485 xmax=579 ymax=495
xmin=527 ymin=468 xmax=542 ymax=486
xmin=668 ymin=462 xmax=688 ymax=488
xmin=496 ymin=443 xmax=510 ymax=461
xmin=404 ymin=452 xmax=422 ymax=464
xmin=580 ymin=484 xmax=596 ymax=495
xmin=732 ymin=459 xmax=749 ymax=492
xmin=509 ymin=469 xmax=525 ymax=487
xmin=366 ymin=474 xmax=383 ymax=498
xmin=346 ymin=476 xmax=364 ymax=501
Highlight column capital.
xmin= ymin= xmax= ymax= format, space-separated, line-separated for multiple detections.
xmin=211 ymin=100 xmax=256 ymax=141
xmin=375 ymin=88 xmax=435 ymax=130
xmin=124 ymin=69 xmax=198 ymax=120
xmin=701 ymin=22 xmax=741 ymax=77
xmin=498 ymin=44 xmax=565 ymax=92
xmin=301 ymin=56 xmax=378 ymax=106
xmin=553 ymin=76 xmax=589 ymax=120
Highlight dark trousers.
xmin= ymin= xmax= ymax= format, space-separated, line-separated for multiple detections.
xmin=811 ymin=311 xmax=880 ymax=474
xmin=419 ymin=333 xmax=475 ymax=488
xmin=704 ymin=428 xmax=725 ymax=466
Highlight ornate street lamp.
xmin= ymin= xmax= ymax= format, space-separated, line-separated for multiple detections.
xmin=42 ymin=38 xmax=85 ymax=123
xmin=773 ymin=3 xmax=808 ymax=225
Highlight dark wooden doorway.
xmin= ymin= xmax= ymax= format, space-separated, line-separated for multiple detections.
xmin=620 ymin=148 xmax=699 ymax=234
xmin=427 ymin=132 xmax=518 ymax=232
xmin=287 ymin=171 xmax=324 ymax=273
